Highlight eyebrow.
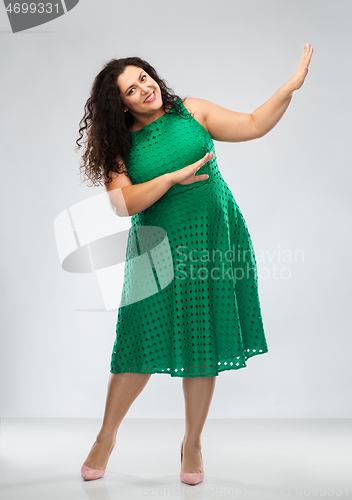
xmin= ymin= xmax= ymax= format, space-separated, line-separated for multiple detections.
xmin=125 ymin=71 xmax=144 ymax=94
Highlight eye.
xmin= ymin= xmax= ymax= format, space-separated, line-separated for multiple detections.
xmin=127 ymin=74 xmax=147 ymax=95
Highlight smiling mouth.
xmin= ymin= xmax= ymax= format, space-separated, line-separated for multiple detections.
xmin=144 ymin=91 xmax=155 ymax=103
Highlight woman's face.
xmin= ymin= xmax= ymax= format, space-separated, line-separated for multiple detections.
xmin=117 ymin=65 xmax=162 ymax=116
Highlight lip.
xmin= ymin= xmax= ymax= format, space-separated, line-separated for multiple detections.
xmin=144 ymin=91 xmax=156 ymax=103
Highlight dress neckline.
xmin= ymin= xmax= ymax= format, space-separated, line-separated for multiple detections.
xmin=128 ymin=102 xmax=180 ymax=134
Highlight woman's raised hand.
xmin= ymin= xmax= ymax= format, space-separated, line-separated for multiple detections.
xmin=169 ymin=152 xmax=214 ymax=186
xmin=287 ymin=42 xmax=314 ymax=91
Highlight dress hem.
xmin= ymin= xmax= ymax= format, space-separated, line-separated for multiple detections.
xmin=110 ymin=347 xmax=268 ymax=378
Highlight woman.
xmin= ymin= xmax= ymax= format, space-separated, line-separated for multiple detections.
xmin=76 ymin=45 xmax=314 ymax=484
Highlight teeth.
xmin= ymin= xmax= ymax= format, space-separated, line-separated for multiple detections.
xmin=145 ymin=92 xmax=154 ymax=102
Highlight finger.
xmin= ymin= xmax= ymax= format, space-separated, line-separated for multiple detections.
xmin=304 ymin=49 xmax=310 ymax=67
xmin=203 ymin=151 xmax=213 ymax=162
xmin=304 ymin=43 xmax=313 ymax=61
xmin=195 ymin=159 xmax=205 ymax=169
xmin=303 ymin=51 xmax=310 ymax=65
xmin=195 ymin=174 xmax=209 ymax=181
xmin=196 ymin=153 xmax=210 ymax=168
xmin=305 ymin=50 xmax=313 ymax=69
xmin=192 ymin=152 xmax=213 ymax=172
xmin=200 ymin=153 xmax=209 ymax=162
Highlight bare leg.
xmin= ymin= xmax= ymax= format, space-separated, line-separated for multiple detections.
xmin=181 ymin=376 xmax=217 ymax=473
xmin=83 ymin=372 xmax=152 ymax=469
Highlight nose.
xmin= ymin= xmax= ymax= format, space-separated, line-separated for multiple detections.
xmin=142 ymin=88 xmax=154 ymax=101
xmin=142 ymin=86 xmax=152 ymax=95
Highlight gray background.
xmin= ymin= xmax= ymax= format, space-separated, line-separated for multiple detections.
xmin=1 ymin=0 xmax=351 ymax=419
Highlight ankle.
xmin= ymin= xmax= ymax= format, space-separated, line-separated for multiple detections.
xmin=96 ymin=430 xmax=117 ymax=443
xmin=183 ymin=436 xmax=202 ymax=449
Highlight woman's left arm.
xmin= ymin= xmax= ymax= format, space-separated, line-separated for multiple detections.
xmin=199 ymin=43 xmax=314 ymax=142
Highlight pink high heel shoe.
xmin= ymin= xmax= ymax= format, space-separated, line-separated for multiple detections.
xmin=81 ymin=437 xmax=117 ymax=480
xmin=180 ymin=439 xmax=204 ymax=485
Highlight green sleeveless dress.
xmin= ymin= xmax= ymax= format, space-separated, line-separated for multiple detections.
xmin=110 ymin=99 xmax=268 ymax=377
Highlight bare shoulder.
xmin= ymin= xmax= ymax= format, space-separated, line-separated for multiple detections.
xmin=182 ymin=98 xmax=258 ymax=143
xmin=182 ymin=97 xmax=210 ymax=133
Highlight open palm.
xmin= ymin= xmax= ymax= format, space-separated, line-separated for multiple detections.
xmin=288 ymin=42 xmax=314 ymax=91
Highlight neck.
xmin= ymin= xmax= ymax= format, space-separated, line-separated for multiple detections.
xmin=128 ymin=104 xmax=172 ymax=132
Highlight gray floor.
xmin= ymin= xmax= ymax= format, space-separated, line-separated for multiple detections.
xmin=0 ymin=418 xmax=351 ymax=500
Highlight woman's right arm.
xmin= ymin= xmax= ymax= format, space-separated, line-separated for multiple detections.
xmin=106 ymin=167 xmax=174 ymax=217
xmin=105 ymin=152 xmax=213 ymax=217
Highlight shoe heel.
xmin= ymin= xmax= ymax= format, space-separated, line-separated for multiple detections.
xmin=180 ymin=440 xmax=204 ymax=485
xmin=81 ymin=437 xmax=116 ymax=481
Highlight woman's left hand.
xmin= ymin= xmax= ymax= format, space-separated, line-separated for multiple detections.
xmin=287 ymin=42 xmax=314 ymax=92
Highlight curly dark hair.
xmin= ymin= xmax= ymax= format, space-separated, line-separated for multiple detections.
xmin=75 ymin=56 xmax=189 ymax=188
